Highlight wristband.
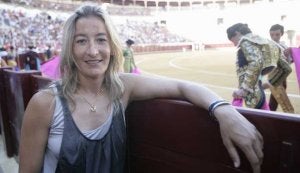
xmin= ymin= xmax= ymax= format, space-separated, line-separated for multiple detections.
xmin=208 ymin=100 xmax=231 ymax=119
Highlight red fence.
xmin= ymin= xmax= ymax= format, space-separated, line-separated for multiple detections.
xmin=0 ymin=69 xmax=300 ymax=172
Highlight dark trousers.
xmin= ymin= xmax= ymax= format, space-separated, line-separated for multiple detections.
xmin=269 ymin=80 xmax=287 ymax=111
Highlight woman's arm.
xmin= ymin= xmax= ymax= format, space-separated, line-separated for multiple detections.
xmin=122 ymin=73 xmax=224 ymax=108
xmin=121 ymin=73 xmax=263 ymax=173
xmin=19 ymin=90 xmax=55 ymax=173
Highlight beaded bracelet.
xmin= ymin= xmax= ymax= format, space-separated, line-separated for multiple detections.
xmin=208 ymin=100 xmax=231 ymax=119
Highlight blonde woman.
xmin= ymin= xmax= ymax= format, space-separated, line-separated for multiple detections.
xmin=19 ymin=5 xmax=263 ymax=173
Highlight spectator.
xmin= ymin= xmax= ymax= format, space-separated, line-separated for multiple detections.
xmin=19 ymin=5 xmax=263 ymax=173
xmin=45 ymin=45 xmax=52 ymax=60
xmin=6 ymin=46 xmax=17 ymax=67
xmin=23 ymin=44 xmax=41 ymax=70
xmin=0 ymin=47 xmax=8 ymax=67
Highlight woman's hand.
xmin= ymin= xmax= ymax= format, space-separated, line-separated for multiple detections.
xmin=214 ymin=105 xmax=264 ymax=173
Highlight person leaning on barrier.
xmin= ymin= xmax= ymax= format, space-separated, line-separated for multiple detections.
xmin=19 ymin=5 xmax=263 ymax=173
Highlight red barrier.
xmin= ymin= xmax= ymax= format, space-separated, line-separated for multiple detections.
xmin=126 ymin=99 xmax=300 ymax=172
xmin=0 ymin=71 xmax=300 ymax=173
xmin=0 ymin=70 xmax=43 ymax=157
xmin=0 ymin=67 xmax=14 ymax=157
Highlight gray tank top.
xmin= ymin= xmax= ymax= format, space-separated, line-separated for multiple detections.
xmin=42 ymin=86 xmax=114 ymax=173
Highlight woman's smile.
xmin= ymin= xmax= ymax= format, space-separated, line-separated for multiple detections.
xmin=85 ymin=59 xmax=103 ymax=65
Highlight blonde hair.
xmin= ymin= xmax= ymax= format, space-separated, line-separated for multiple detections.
xmin=60 ymin=4 xmax=124 ymax=109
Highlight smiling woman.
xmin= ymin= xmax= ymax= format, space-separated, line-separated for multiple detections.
xmin=19 ymin=3 xmax=264 ymax=173
xmin=73 ymin=15 xmax=111 ymax=78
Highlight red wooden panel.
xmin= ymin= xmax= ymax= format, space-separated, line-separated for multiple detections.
xmin=0 ymin=67 xmax=14 ymax=157
xmin=30 ymin=75 xmax=53 ymax=95
xmin=126 ymin=99 xmax=300 ymax=173
xmin=2 ymin=70 xmax=41 ymax=156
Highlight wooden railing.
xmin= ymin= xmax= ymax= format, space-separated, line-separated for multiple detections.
xmin=0 ymin=69 xmax=42 ymax=157
xmin=0 ymin=69 xmax=300 ymax=172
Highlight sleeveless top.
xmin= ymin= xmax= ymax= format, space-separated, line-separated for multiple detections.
xmin=42 ymin=84 xmax=126 ymax=173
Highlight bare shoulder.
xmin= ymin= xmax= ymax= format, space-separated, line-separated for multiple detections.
xmin=30 ymin=89 xmax=55 ymax=107
xmin=24 ymin=88 xmax=56 ymax=126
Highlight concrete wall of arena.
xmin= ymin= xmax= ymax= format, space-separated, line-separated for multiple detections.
xmin=132 ymin=42 xmax=234 ymax=53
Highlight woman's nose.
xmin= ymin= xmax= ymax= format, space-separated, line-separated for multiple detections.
xmin=87 ymin=42 xmax=99 ymax=56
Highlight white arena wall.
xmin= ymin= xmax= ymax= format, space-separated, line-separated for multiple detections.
xmin=155 ymin=1 xmax=300 ymax=46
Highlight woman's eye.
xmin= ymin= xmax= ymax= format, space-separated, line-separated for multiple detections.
xmin=76 ymin=39 xmax=87 ymax=44
xmin=96 ymin=38 xmax=106 ymax=43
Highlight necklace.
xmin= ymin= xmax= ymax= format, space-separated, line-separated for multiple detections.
xmin=78 ymin=88 xmax=104 ymax=112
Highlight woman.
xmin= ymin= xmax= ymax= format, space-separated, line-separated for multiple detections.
xmin=19 ymin=5 xmax=263 ymax=173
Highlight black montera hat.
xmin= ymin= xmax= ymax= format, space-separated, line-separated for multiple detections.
xmin=126 ymin=39 xmax=134 ymax=45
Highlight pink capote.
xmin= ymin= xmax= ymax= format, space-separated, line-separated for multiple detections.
xmin=232 ymin=98 xmax=243 ymax=107
xmin=232 ymin=98 xmax=270 ymax=110
xmin=291 ymin=48 xmax=300 ymax=90
xmin=41 ymin=56 xmax=60 ymax=79
xmin=132 ymin=67 xmax=141 ymax=74
xmin=261 ymin=100 xmax=270 ymax=110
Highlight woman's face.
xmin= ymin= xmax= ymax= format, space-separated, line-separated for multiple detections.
xmin=73 ymin=15 xmax=111 ymax=79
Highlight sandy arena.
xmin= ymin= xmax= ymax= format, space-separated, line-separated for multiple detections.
xmin=135 ymin=48 xmax=300 ymax=114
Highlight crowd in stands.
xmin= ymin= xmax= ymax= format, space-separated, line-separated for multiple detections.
xmin=117 ymin=20 xmax=189 ymax=44
xmin=10 ymin=0 xmax=152 ymax=16
xmin=0 ymin=3 xmax=190 ymax=59
xmin=10 ymin=0 xmax=77 ymax=11
xmin=106 ymin=5 xmax=152 ymax=16
xmin=0 ymin=7 xmax=64 ymax=54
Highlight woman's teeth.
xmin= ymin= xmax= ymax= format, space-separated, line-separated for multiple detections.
xmin=86 ymin=60 xmax=102 ymax=64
